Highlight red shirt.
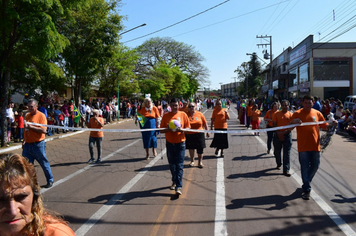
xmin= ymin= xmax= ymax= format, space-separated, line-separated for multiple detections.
xmin=16 ymin=116 xmax=24 ymax=128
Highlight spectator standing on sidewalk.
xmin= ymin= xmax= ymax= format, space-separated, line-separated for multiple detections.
xmin=272 ymin=100 xmax=293 ymax=177
xmin=83 ymin=109 xmax=104 ymax=164
xmin=22 ymin=99 xmax=54 ymax=188
xmin=290 ymin=95 xmax=337 ymax=200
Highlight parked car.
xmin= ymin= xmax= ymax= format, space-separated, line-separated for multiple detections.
xmin=344 ymin=95 xmax=356 ymax=111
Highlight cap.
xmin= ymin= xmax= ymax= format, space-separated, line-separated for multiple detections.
xmin=82 ymin=100 xmax=86 ymax=103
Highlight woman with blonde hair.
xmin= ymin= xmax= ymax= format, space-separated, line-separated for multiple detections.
xmin=0 ymin=153 xmax=75 ymax=236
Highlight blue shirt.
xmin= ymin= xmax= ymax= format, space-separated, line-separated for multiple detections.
xmin=312 ymin=101 xmax=321 ymax=111
xmin=38 ymin=106 xmax=48 ymax=118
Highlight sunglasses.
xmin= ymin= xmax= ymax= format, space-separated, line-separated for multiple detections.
xmin=189 ymin=106 xmax=195 ymax=108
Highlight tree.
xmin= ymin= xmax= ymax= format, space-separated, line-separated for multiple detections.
xmin=135 ymin=37 xmax=209 ymax=98
xmin=235 ymin=53 xmax=263 ymax=98
xmin=0 ymin=0 xmax=81 ymax=146
xmin=98 ymin=45 xmax=140 ymax=100
xmin=56 ymin=0 xmax=124 ymax=106
xmin=138 ymin=61 xmax=189 ymax=100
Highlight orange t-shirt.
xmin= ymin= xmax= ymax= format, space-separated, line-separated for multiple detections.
xmin=160 ymin=111 xmax=190 ymax=143
xmin=45 ymin=222 xmax=75 ymax=236
xmin=264 ymin=109 xmax=277 ymax=127
xmin=252 ymin=110 xmax=261 ymax=121
xmin=138 ymin=106 xmax=160 ymax=119
xmin=88 ymin=117 xmax=104 ymax=138
xmin=180 ymin=107 xmax=189 ymax=114
xmin=186 ymin=111 xmax=207 ymax=134
xmin=24 ymin=111 xmax=47 ymax=143
xmin=247 ymin=105 xmax=253 ymax=116
xmin=272 ymin=111 xmax=293 ymax=131
xmin=212 ymin=108 xmax=228 ymax=129
xmin=291 ymin=108 xmax=326 ymax=152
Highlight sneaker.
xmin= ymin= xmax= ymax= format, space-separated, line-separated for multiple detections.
xmin=276 ymin=165 xmax=281 ymax=170
xmin=267 ymin=149 xmax=270 ymax=154
xmin=283 ymin=171 xmax=291 ymax=177
xmin=302 ymin=191 xmax=310 ymax=200
xmin=43 ymin=182 xmax=53 ymax=188
xmin=87 ymin=158 xmax=95 ymax=164
xmin=176 ymin=188 xmax=182 ymax=195
xmin=170 ymin=182 xmax=176 ymax=190
xmin=95 ymin=159 xmax=102 ymax=163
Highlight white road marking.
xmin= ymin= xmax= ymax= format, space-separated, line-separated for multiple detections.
xmin=75 ymin=149 xmax=166 ymax=236
xmin=256 ymin=135 xmax=356 ymax=236
xmin=40 ymin=139 xmax=141 ymax=194
xmin=215 ymin=157 xmax=228 ymax=236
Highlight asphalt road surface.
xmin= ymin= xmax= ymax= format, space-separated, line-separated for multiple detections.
xmin=3 ymin=108 xmax=356 ymax=236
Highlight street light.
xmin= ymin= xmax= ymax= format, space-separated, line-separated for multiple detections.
xmin=119 ymin=23 xmax=147 ymax=36
xmin=117 ymin=23 xmax=147 ymax=120
xmin=246 ymin=52 xmax=267 ymax=66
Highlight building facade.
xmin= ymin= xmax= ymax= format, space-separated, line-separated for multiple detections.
xmin=263 ymin=35 xmax=356 ymax=101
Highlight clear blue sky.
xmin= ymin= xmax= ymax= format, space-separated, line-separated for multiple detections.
xmin=119 ymin=0 xmax=356 ymax=90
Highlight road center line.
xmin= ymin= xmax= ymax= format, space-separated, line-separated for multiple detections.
xmin=215 ymin=157 xmax=228 ymax=236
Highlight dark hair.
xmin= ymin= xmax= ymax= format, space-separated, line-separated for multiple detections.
xmin=302 ymin=94 xmax=314 ymax=102
xmin=281 ymin=100 xmax=290 ymax=106
xmin=170 ymin=98 xmax=179 ymax=103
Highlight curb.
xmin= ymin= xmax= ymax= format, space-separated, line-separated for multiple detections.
xmin=0 ymin=118 xmax=133 ymax=154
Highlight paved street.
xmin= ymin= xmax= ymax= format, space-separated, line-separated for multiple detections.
xmin=2 ymin=108 xmax=356 ymax=236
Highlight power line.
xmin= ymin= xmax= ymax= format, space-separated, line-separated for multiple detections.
xmin=172 ymin=0 xmax=291 ymax=38
xmin=123 ymin=0 xmax=231 ymax=43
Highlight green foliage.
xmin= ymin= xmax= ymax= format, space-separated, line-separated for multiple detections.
xmin=136 ymin=37 xmax=209 ymax=97
xmin=56 ymin=0 xmax=124 ymax=104
xmin=0 ymin=0 xmax=83 ymax=146
xmin=235 ymin=54 xmax=264 ymax=97
xmin=98 ymin=45 xmax=140 ymax=99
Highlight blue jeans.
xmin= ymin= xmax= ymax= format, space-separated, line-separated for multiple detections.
xmin=17 ymin=128 xmax=24 ymax=140
xmin=273 ymin=132 xmax=292 ymax=172
xmin=89 ymin=136 xmax=103 ymax=160
xmin=22 ymin=141 xmax=54 ymax=184
xmin=166 ymin=141 xmax=185 ymax=189
xmin=266 ymin=127 xmax=274 ymax=151
xmin=298 ymin=151 xmax=320 ymax=192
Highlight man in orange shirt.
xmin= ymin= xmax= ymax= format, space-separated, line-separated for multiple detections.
xmin=83 ymin=109 xmax=104 ymax=164
xmin=22 ymin=99 xmax=54 ymax=188
xmin=272 ymin=100 xmax=293 ymax=177
xmin=160 ymin=98 xmax=190 ymax=196
xmin=290 ymin=95 xmax=337 ymax=200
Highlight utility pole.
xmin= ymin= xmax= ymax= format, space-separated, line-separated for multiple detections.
xmin=256 ymin=35 xmax=273 ymax=97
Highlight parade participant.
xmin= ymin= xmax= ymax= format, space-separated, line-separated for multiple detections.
xmin=22 ymin=99 xmax=54 ymax=188
xmin=185 ymin=102 xmax=209 ymax=168
xmin=246 ymin=99 xmax=254 ymax=129
xmin=264 ymin=102 xmax=279 ymax=154
xmin=135 ymin=97 xmax=160 ymax=159
xmin=0 ymin=153 xmax=75 ymax=236
xmin=180 ymin=101 xmax=189 ymax=113
xmin=160 ymin=98 xmax=190 ymax=196
xmin=290 ymin=95 xmax=337 ymax=200
xmin=83 ymin=109 xmax=104 ymax=164
xmin=272 ymin=100 xmax=293 ymax=176
xmin=251 ymin=104 xmax=261 ymax=136
xmin=238 ymin=99 xmax=246 ymax=125
xmin=210 ymin=99 xmax=230 ymax=157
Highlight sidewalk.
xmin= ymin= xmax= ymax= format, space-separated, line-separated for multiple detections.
xmin=0 ymin=118 xmax=134 ymax=154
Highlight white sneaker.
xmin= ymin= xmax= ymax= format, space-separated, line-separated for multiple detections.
xmin=170 ymin=183 xmax=176 ymax=190
xmin=176 ymin=188 xmax=182 ymax=195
